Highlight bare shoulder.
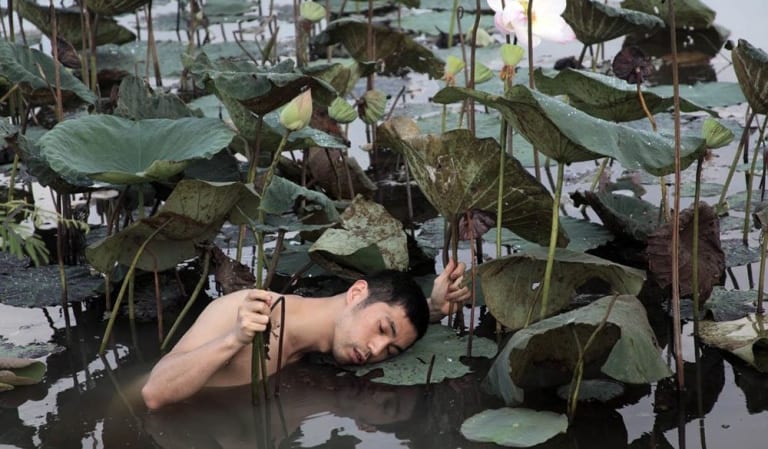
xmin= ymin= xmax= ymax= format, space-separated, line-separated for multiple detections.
xmin=167 ymin=289 xmax=249 ymax=354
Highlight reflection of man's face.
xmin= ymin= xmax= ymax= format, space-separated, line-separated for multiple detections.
xmin=336 ymin=384 xmax=420 ymax=427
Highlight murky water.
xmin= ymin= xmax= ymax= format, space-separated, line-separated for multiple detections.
xmin=3 ymin=0 xmax=768 ymax=448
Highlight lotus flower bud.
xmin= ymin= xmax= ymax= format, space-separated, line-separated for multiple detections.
xmin=500 ymin=44 xmax=524 ymax=67
xmin=443 ymin=55 xmax=465 ymax=86
xmin=300 ymin=1 xmax=326 ymax=23
xmin=468 ymin=27 xmax=493 ymax=47
xmin=359 ymin=89 xmax=387 ymax=125
xmin=279 ymin=89 xmax=313 ymax=131
xmin=329 ymin=97 xmax=357 ymax=124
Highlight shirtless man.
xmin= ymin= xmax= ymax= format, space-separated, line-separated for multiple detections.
xmin=141 ymin=259 xmax=469 ymax=409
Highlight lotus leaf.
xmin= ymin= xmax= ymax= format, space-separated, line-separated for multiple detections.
xmin=378 ymin=117 xmax=565 ymax=247
xmin=732 ymin=39 xmax=768 ymax=114
xmin=316 ymin=18 xmax=444 ymax=79
xmin=0 ymin=337 xmax=58 ymax=360
xmin=184 ymin=150 xmax=242 ymax=182
xmin=645 ymin=82 xmax=746 ymax=109
xmin=563 ymin=0 xmax=665 ymax=45
xmin=433 ymin=85 xmax=709 ymax=175
xmin=0 ymin=41 xmax=96 ymax=106
xmin=115 ymin=75 xmax=201 ymax=120
xmin=250 ymin=174 xmax=341 ymax=224
xmin=460 ymin=408 xmax=568 ymax=448
xmin=646 ymin=202 xmax=725 ymax=301
xmin=700 ymin=314 xmax=768 ymax=372
xmin=701 ymin=117 xmax=736 ymax=149
xmin=86 ymin=180 xmax=258 ymax=273
xmin=397 ymin=11 xmax=494 ymax=36
xmin=348 ymin=324 xmax=497 ymax=385
xmin=678 ymin=182 xmax=723 ymax=198
xmin=15 ymin=0 xmax=136 ymax=47
xmin=14 ymin=132 xmax=92 ymax=193
xmin=556 ymin=379 xmax=625 ymax=403
xmin=309 ymin=196 xmax=408 ymax=278
xmin=725 ymin=190 xmax=767 ymax=213
xmin=488 ymin=295 xmax=670 ymax=392
xmin=85 ymin=0 xmax=151 ymax=15
xmin=308 ymin=60 xmax=376 ymax=98
xmin=484 ymin=216 xmax=614 ymax=253
xmin=478 ymin=248 xmax=645 ymax=330
xmin=0 ymin=357 xmax=46 ymax=388
xmin=534 ymin=68 xmax=715 ymax=121
xmin=624 ymin=23 xmax=729 ymax=60
xmin=0 ymin=254 xmax=102 ymax=306
xmin=571 ymin=191 xmax=661 ymax=242
xmin=704 ymin=287 xmax=758 ymax=321
xmin=721 ymin=239 xmax=762 ymax=268
xmin=38 ymin=115 xmax=235 ymax=184
xmin=202 ymin=0 xmax=261 ymax=24
xmin=621 ymin=0 xmax=715 ymax=28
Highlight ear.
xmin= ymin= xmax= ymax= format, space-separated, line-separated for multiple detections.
xmin=346 ymin=280 xmax=369 ymax=306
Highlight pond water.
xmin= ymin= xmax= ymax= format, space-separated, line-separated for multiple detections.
xmin=3 ymin=0 xmax=768 ymax=448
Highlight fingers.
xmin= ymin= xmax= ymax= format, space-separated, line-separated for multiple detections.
xmin=446 ymin=286 xmax=470 ymax=303
xmin=235 ymin=290 xmax=275 ymax=343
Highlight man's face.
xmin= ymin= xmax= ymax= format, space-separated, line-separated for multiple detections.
xmin=332 ymin=297 xmax=418 ymax=366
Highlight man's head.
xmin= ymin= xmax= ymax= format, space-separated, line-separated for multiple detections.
xmin=332 ymin=270 xmax=429 ymax=366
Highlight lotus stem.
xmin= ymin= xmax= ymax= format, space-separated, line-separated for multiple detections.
xmin=692 ymin=158 xmax=703 ymax=335
xmin=161 ymin=248 xmax=211 ymax=351
xmin=145 ymin=1 xmax=162 ymax=87
xmin=466 ymin=210 xmax=478 ymax=356
xmin=667 ymin=0 xmax=685 ymax=391
xmin=567 ymin=294 xmax=619 ymax=420
xmin=526 ymin=0 xmax=541 ymax=182
xmin=496 ymin=131 xmax=505 ymax=260
xmin=467 ymin=1 xmax=482 ymax=134
xmin=718 ymin=111 xmax=756 ymax=212
xmin=153 ymin=266 xmax=164 ymax=343
xmin=99 ymin=219 xmax=173 ymax=354
xmin=128 ymin=273 xmax=135 ymax=321
xmin=53 ymin=192 xmax=69 ymax=310
xmin=6 ymin=153 xmax=19 ymax=203
xmin=252 ymin=332 xmax=268 ymax=404
xmin=742 ymin=116 xmax=768 ymax=245
xmin=758 ymin=232 xmax=767 ymax=314
xmin=264 ymin=230 xmax=285 ymax=289
xmin=273 ymin=296 xmax=286 ymax=395
xmin=539 ymin=162 xmax=564 ymax=320
xmin=447 ymin=0 xmax=460 ymax=48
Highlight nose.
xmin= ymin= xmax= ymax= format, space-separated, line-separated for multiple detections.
xmin=368 ymin=336 xmax=388 ymax=358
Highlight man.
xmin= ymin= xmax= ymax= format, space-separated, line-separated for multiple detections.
xmin=142 ymin=259 xmax=469 ymax=409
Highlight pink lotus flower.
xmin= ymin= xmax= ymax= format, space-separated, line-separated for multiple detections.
xmin=487 ymin=0 xmax=575 ymax=47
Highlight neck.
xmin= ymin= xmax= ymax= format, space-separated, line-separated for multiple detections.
xmin=281 ymin=292 xmax=346 ymax=356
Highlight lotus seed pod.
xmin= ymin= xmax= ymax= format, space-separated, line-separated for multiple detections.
xmin=329 ymin=97 xmax=358 ymax=123
xmin=500 ymin=44 xmax=524 ymax=67
xmin=300 ymin=1 xmax=326 ymax=22
xmin=359 ymin=89 xmax=387 ymax=125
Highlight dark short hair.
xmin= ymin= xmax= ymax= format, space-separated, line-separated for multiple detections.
xmin=358 ymin=270 xmax=429 ymax=342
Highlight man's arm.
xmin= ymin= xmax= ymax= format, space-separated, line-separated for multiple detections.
xmin=428 ymin=259 xmax=470 ymax=322
xmin=141 ymin=289 xmax=273 ymax=409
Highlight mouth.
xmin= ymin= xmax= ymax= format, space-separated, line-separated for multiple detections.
xmin=353 ymin=348 xmax=366 ymax=365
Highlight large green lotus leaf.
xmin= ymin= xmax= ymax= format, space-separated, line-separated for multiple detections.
xmin=461 ymin=408 xmax=568 ymax=448
xmin=348 ymin=324 xmax=497 ymax=385
xmin=257 ymin=175 xmax=341 ymax=224
xmin=415 ymin=112 xmax=537 ymax=168
xmin=498 ymin=295 xmax=670 ymax=389
xmin=433 ymin=86 xmax=708 ymax=175
xmin=732 ymin=39 xmax=768 ymax=114
xmin=571 ymin=191 xmax=661 ymax=242
xmin=14 ymin=131 xmax=94 ymax=193
xmin=204 ymin=59 xmax=337 ymax=115
xmin=86 ymin=180 xmax=254 ymax=273
xmin=700 ymin=315 xmax=768 ymax=373
xmin=621 ymin=0 xmax=715 ymax=28
xmin=704 ymin=287 xmax=757 ymax=322
xmin=86 ymin=0 xmax=151 ymax=15
xmin=478 ymin=248 xmax=645 ymax=330
xmin=0 ymin=357 xmax=46 ymax=387
xmin=38 ymin=115 xmax=235 ymax=184
xmin=316 ymin=18 xmax=444 ymax=79
xmin=534 ymin=68 xmax=715 ymax=121
xmin=378 ymin=117 xmax=565 ymax=248
xmin=115 ymin=75 xmax=201 ymax=120
xmin=646 ymin=82 xmax=746 ymax=109
xmin=0 ymin=41 xmax=96 ymax=106
xmin=309 ymin=196 xmax=408 ymax=278
xmin=484 ymin=216 xmax=614 ymax=253
xmin=563 ymin=0 xmax=665 ymax=45
xmin=15 ymin=0 xmax=135 ymax=47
